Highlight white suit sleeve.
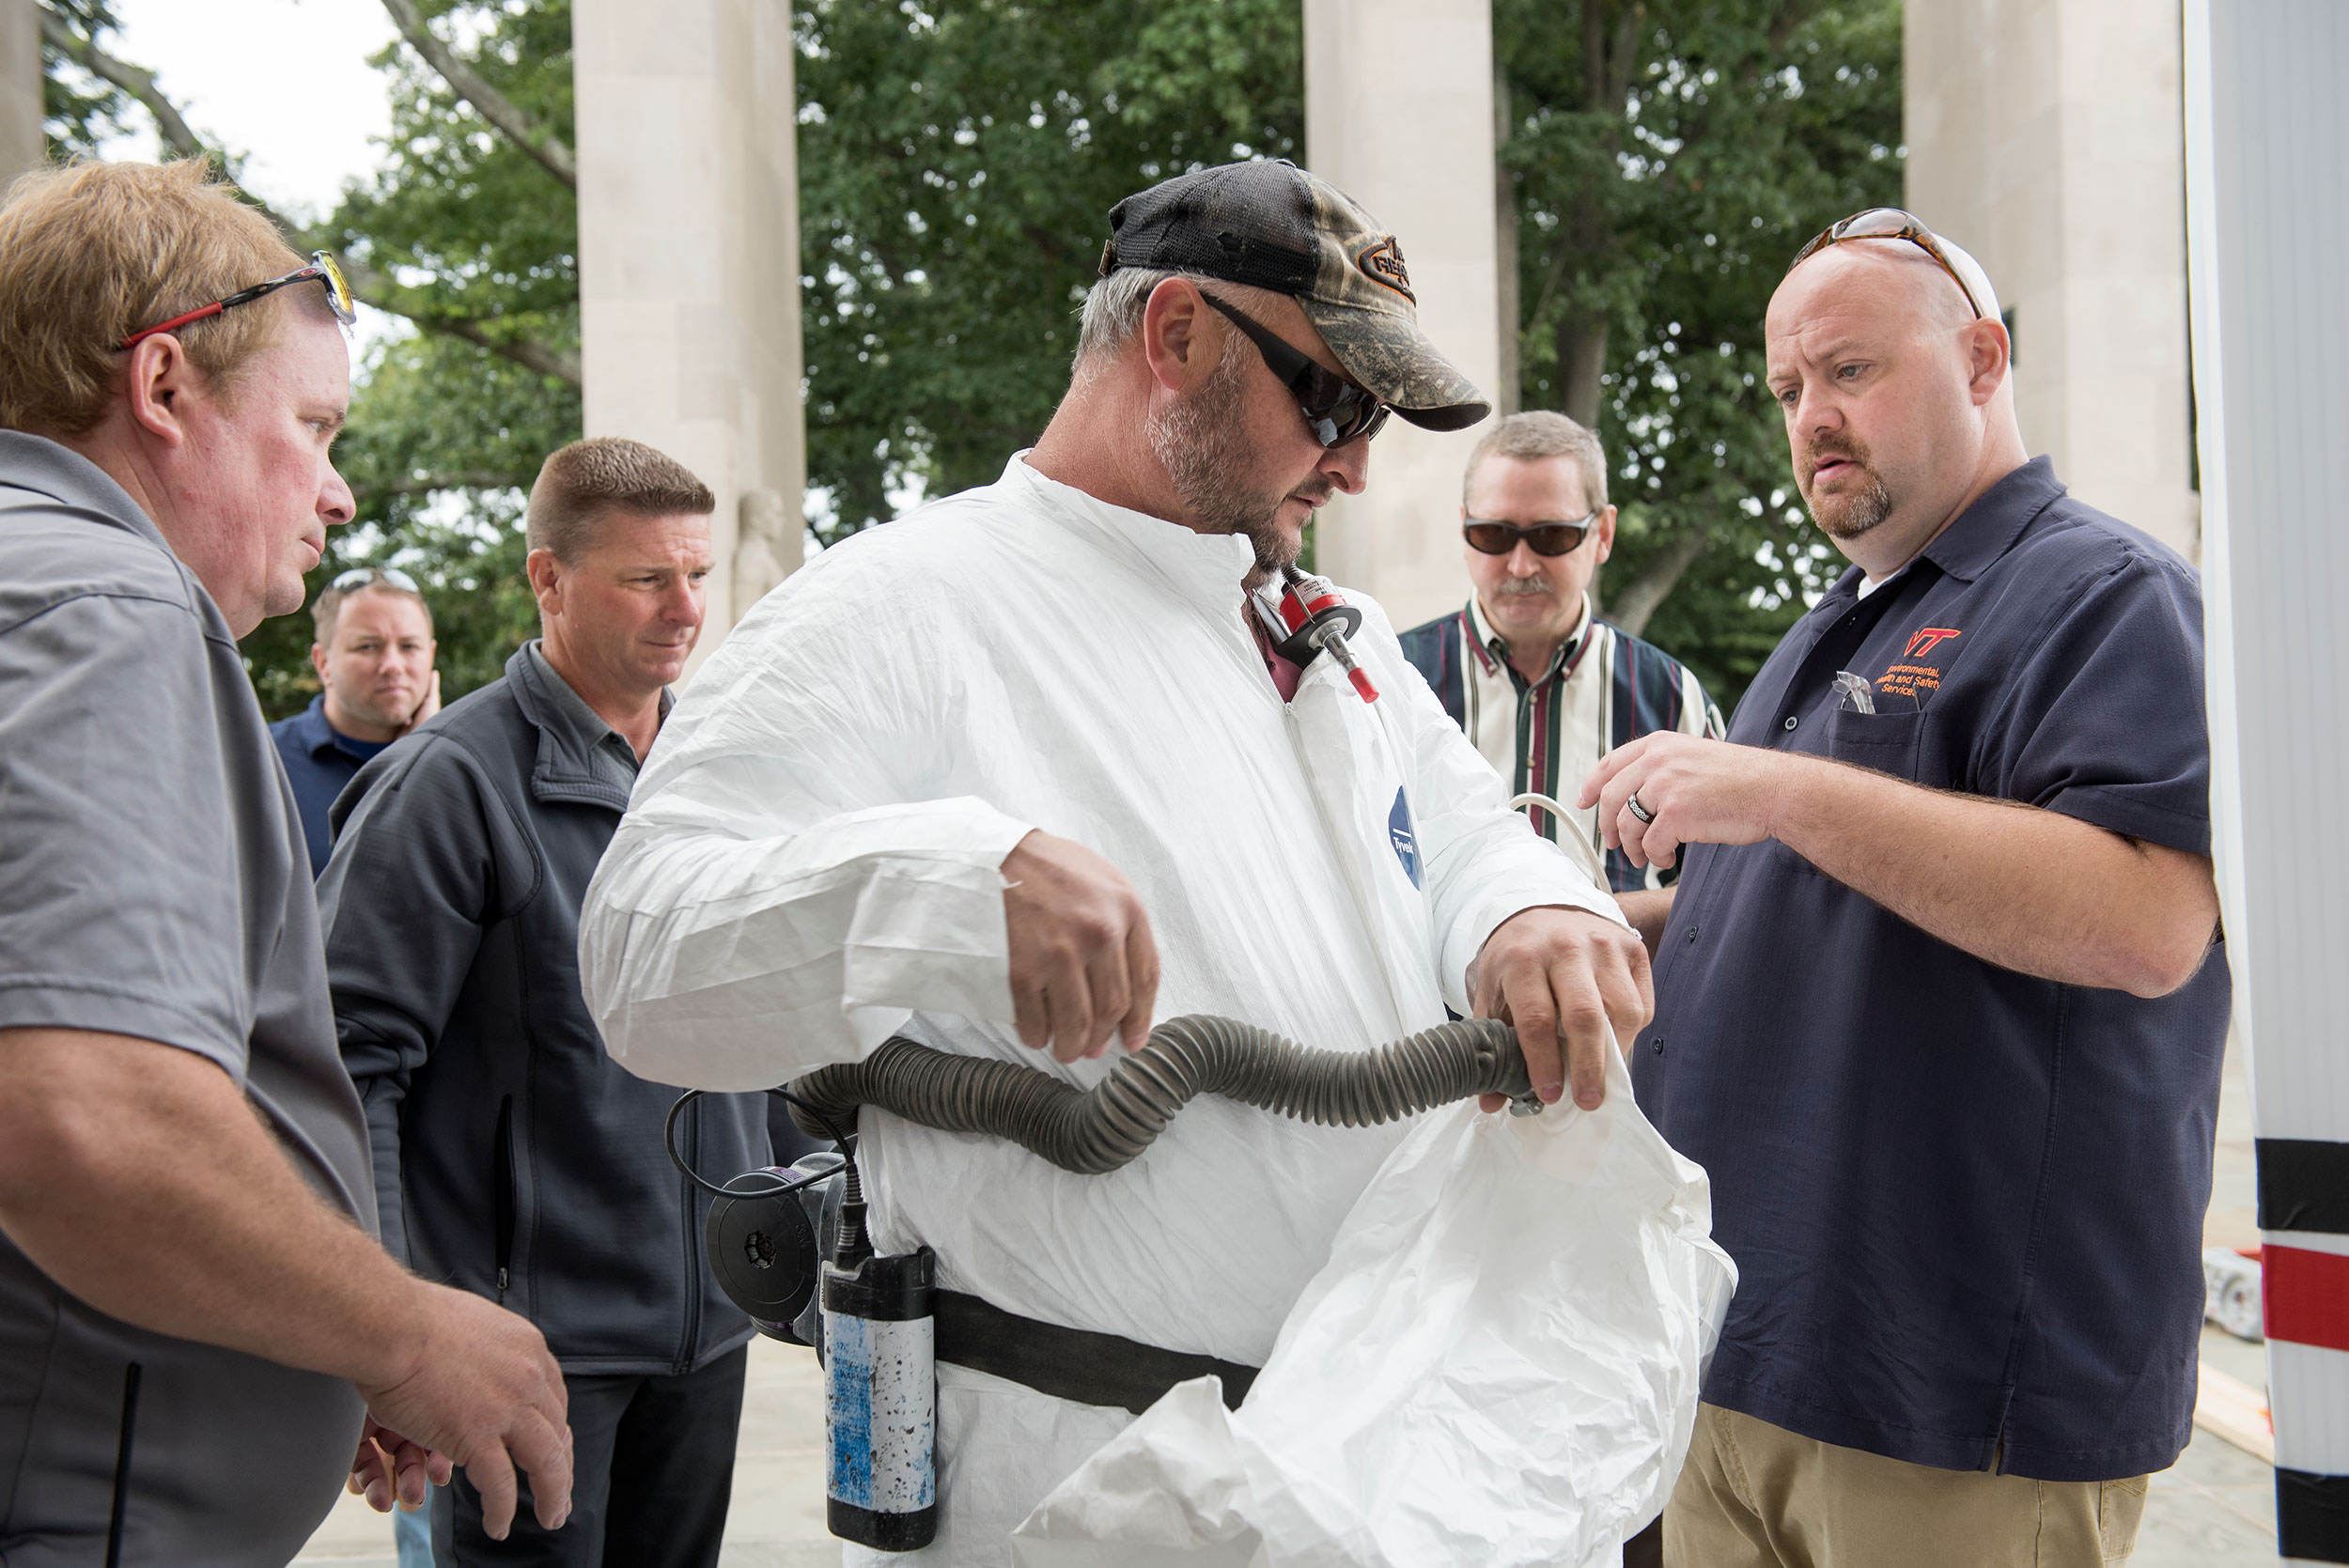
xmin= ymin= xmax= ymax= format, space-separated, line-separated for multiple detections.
xmin=580 ymin=551 xmax=1033 ymax=1092
xmin=1364 ymin=603 xmax=1626 ymax=1017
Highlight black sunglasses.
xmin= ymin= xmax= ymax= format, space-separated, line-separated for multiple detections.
xmin=1198 ymin=293 xmax=1390 ymax=449
xmin=1463 ymin=514 xmax=1598 ymax=558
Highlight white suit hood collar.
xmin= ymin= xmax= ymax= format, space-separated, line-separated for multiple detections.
xmin=1001 ymin=451 xmax=1257 ymax=610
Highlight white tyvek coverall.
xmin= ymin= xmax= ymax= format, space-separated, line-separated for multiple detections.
xmin=579 ymin=455 xmax=1623 ymax=1565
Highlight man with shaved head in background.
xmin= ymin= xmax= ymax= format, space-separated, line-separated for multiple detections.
xmin=1579 ymin=212 xmax=2226 ymax=1563
xmin=272 ymin=567 xmax=441 ymax=876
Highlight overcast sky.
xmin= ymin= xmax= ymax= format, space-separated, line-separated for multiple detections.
xmin=103 ymin=0 xmax=397 ymax=225
xmin=99 ymin=3 xmax=844 ymax=533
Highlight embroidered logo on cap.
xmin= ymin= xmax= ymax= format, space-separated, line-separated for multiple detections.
xmin=1356 ymin=237 xmax=1415 ymax=302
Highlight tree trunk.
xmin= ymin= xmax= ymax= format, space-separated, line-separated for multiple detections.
xmin=1493 ymin=62 xmax=1519 ymax=416
xmin=1560 ymin=0 xmax=1610 ymax=433
xmin=1603 ymin=525 xmax=1709 ymax=638
xmin=1557 ymin=315 xmax=1609 ymax=430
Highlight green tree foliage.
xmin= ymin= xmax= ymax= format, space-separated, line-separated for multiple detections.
xmin=39 ymin=0 xmax=1897 ymax=714
xmin=238 ymin=0 xmax=582 ymax=716
xmin=795 ymin=0 xmax=1303 ymax=532
xmin=36 ymin=0 xmax=578 ymax=717
xmin=1499 ymin=0 xmax=1902 ymax=703
xmin=38 ymin=1 xmax=135 ymax=148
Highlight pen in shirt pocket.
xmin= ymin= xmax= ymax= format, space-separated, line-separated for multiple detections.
xmin=1835 ymin=670 xmax=1923 ymax=714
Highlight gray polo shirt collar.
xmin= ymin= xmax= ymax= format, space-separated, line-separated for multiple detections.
xmin=0 ymin=429 xmax=175 ymax=553
xmin=514 ymin=640 xmax=671 ymax=806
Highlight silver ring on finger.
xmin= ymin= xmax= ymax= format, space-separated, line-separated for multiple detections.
xmin=1626 ymin=790 xmax=1657 ymax=826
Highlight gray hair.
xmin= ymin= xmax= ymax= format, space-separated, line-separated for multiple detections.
xmin=1461 ymin=410 xmax=1609 ymax=510
xmin=1073 ymin=267 xmax=1180 ymax=376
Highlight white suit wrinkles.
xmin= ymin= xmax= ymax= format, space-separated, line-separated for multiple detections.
xmin=579 ymin=455 xmax=1620 ymax=1563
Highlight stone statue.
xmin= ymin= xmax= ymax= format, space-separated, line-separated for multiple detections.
xmin=734 ymin=486 xmax=793 ymax=621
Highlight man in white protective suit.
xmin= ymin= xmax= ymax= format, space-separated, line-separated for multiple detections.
xmin=578 ymin=159 xmax=1652 ymax=1566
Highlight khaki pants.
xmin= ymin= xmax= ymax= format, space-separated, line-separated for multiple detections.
xmin=1666 ymin=1404 xmax=2148 ymax=1567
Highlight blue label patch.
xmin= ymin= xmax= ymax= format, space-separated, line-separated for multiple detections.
xmin=1389 ymin=787 xmax=1420 ymax=888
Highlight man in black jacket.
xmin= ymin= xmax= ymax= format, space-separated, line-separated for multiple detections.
xmin=321 ymin=437 xmax=770 ymax=1567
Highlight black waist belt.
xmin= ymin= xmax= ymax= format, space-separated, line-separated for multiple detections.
xmin=932 ymin=1289 xmax=1259 ymax=1416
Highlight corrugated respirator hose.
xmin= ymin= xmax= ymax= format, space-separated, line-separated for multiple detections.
xmin=675 ymin=1014 xmax=1538 ymax=1555
xmin=784 ymin=1012 xmax=1542 ymax=1174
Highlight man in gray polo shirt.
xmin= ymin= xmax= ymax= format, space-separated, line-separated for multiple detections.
xmin=0 ymin=160 xmax=572 ymax=1565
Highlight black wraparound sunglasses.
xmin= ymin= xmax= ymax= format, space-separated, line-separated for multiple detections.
xmin=1199 ymin=292 xmax=1391 ymax=449
xmin=1463 ymin=514 xmax=1599 ymax=557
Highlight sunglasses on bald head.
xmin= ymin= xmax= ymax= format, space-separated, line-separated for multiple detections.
xmin=1463 ymin=514 xmax=1598 ymax=557
xmin=1789 ymin=209 xmax=1985 ymax=321
xmin=332 ymin=567 xmax=421 ymax=594
xmin=1198 ymin=292 xmax=1391 ymax=449
xmin=118 ymin=250 xmax=358 ymax=350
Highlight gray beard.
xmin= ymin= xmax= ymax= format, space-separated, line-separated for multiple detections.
xmin=1149 ymin=351 xmax=1298 ymax=583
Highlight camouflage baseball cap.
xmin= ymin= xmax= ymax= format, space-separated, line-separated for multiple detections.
xmin=1098 ymin=160 xmax=1490 ymax=433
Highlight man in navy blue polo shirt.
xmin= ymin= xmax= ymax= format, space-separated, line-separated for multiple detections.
xmin=1579 ymin=212 xmax=2225 ymax=1564
xmin=271 ymin=567 xmax=441 ymax=875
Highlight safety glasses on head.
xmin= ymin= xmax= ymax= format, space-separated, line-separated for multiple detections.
xmin=1462 ymin=514 xmax=1598 ymax=558
xmin=1198 ymin=292 xmax=1391 ymax=449
xmin=332 ymin=566 xmax=421 ymax=594
xmin=117 ymin=250 xmax=358 ymax=351
xmin=1789 ymin=209 xmax=1984 ymax=321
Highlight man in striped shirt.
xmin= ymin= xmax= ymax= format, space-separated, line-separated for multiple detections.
xmin=1400 ymin=411 xmax=1720 ymax=946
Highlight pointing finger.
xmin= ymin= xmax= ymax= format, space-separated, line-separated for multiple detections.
xmin=1579 ymin=735 xmax=1648 ymax=810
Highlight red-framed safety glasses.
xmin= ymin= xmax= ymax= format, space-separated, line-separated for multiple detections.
xmin=117 ymin=250 xmax=356 ymax=350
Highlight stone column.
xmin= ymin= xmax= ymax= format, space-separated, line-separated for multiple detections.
xmin=572 ymin=0 xmax=806 ymax=659
xmin=0 ymin=0 xmax=43 ymax=188
xmin=1905 ymin=0 xmax=2199 ymax=558
xmin=1303 ymin=0 xmax=1501 ymax=630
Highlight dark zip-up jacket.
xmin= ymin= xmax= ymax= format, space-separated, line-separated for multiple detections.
xmin=319 ymin=644 xmax=767 ymax=1374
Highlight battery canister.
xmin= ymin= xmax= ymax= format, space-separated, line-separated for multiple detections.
xmin=823 ymin=1245 xmax=938 ymax=1552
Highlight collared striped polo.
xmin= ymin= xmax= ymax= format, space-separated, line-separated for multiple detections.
xmin=1398 ymin=592 xmax=1722 ymax=893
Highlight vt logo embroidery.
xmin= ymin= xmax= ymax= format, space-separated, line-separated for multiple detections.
xmin=1881 ymin=628 xmax=1959 ymax=704
xmin=1388 ymin=787 xmax=1421 ymax=888
xmin=1357 ymin=237 xmax=1415 ymax=301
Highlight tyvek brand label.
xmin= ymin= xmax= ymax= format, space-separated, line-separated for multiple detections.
xmin=825 ymin=1312 xmax=937 ymax=1511
xmin=1388 ymin=786 xmax=1420 ymax=888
